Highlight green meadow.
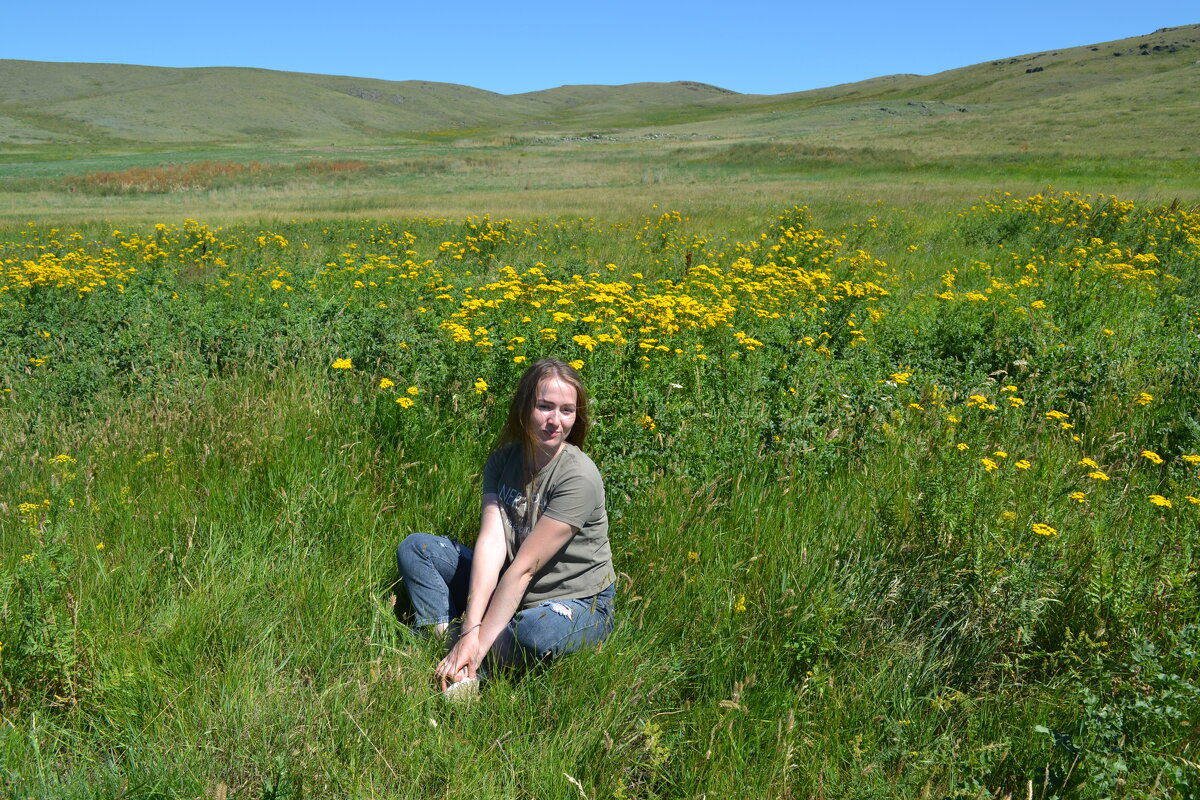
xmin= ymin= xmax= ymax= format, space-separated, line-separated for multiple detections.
xmin=1 ymin=24 xmax=1199 ymax=800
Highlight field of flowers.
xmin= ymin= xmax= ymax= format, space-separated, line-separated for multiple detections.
xmin=1 ymin=192 xmax=1198 ymax=798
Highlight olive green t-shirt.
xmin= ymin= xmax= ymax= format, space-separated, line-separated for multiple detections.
xmin=482 ymin=443 xmax=614 ymax=609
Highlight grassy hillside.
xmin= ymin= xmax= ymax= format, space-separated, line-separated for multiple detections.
xmin=0 ymin=25 xmax=1197 ymax=226
xmin=2 ymin=24 xmax=1197 ymax=152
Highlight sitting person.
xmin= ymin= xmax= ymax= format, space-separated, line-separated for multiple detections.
xmin=395 ymin=358 xmax=616 ymax=691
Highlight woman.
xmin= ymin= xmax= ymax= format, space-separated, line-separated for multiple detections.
xmin=395 ymin=358 xmax=616 ymax=691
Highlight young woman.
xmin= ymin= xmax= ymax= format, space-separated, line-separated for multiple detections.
xmin=395 ymin=358 xmax=615 ymax=690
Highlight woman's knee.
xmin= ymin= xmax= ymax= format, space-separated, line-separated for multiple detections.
xmin=396 ymin=532 xmax=437 ymax=575
xmin=513 ymin=604 xmax=612 ymax=661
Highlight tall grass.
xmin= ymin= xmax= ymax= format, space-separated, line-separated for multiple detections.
xmin=1 ymin=192 xmax=1198 ymax=798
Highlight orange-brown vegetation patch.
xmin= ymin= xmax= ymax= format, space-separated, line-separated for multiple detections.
xmin=63 ymin=160 xmax=370 ymax=194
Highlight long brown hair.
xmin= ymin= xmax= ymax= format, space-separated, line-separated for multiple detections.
xmin=495 ymin=358 xmax=590 ymax=464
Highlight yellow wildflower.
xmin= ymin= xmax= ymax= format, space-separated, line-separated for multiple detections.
xmin=733 ymin=595 xmax=747 ymax=614
xmin=1015 ymin=460 xmax=1031 ymax=470
xmin=956 ymin=443 xmax=969 ymax=451
xmin=1078 ymin=458 xmax=1099 ymax=468
xmin=1140 ymin=450 xmax=1163 ymax=465
xmin=396 ymin=397 xmax=415 ymax=408
xmin=981 ymin=458 xmax=998 ymax=471
xmin=1134 ymin=392 xmax=1153 ymax=406
xmin=1031 ymin=523 xmax=1057 ymax=537
xmin=379 ymin=378 xmax=395 ymax=389
xmin=1070 ymin=492 xmax=1086 ymax=503
xmin=474 ymin=378 xmax=488 ymax=395
xmin=331 ymin=358 xmax=353 ymax=370
xmin=1088 ymin=471 xmax=1109 ymax=481
xmin=1148 ymin=495 xmax=1172 ymax=508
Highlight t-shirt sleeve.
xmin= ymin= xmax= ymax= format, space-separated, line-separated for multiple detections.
xmin=482 ymin=448 xmax=505 ymax=496
xmin=541 ymin=468 xmax=600 ymax=529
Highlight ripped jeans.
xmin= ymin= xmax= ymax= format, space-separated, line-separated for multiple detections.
xmin=395 ymin=532 xmax=615 ymax=662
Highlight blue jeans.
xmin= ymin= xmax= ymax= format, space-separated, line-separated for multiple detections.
xmin=395 ymin=532 xmax=615 ymax=662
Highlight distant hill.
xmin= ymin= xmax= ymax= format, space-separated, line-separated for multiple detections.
xmin=1 ymin=24 xmax=1198 ymax=156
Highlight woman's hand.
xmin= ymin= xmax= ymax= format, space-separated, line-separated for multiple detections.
xmin=436 ymin=628 xmax=483 ymax=691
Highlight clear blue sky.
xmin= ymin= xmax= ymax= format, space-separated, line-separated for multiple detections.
xmin=6 ymin=1 xmax=1197 ymax=95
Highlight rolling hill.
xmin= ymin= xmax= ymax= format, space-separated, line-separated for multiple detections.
xmin=1 ymin=23 xmax=1197 ymax=158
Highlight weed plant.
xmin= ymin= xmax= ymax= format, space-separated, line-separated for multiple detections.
xmin=0 ymin=192 xmax=1198 ymax=798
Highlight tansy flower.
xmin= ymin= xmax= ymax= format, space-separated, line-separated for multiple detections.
xmin=379 ymin=378 xmax=395 ymax=389
xmin=1015 ymin=460 xmax=1031 ymax=469
xmin=1008 ymin=397 xmax=1025 ymax=407
xmin=733 ymin=595 xmax=747 ymax=613
xmin=331 ymin=358 xmax=353 ymax=370
xmin=1186 ymin=496 xmax=1199 ymax=505
xmin=687 ymin=551 xmax=700 ymax=563
xmin=396 ymin=397 xmax=415 ymax=408
xmin=890 ymin=372 xmax=911 ymax=384
xmin=1148 ymin=495 xmax=1172 ymax=508
xmin=1134 ymin=392 xmax=1153 ymax=406
xmin=1141 ymin=450 xmax=1163 ymax=465
xmin=569 ymin=359 xmax=585 ymax=370
xmin=1181 ymin=455 xmax=1200 ymax=465
xmin=1045 ymin=410 xmax=1069 ymax=420
xmin=993 ymin=451 xmax=1008 ymax=458
xmin=96 ymin=542 xmax=105 ymax=550
xmin=474 ymin=378 xmax=488 ymax=394
xmin=1031 ymin=523 xmax=1057 ymax=536
xmin=956 ymin=443 xmax=969 ymax=451
xmin=1088 ymin=471 xmax=1110 ymax=481
xmin=407 ymin=386 xmax=419 ymax=396
xmin=1000 ymin=511 xmax=1017 ymax=521
xmin=1070 ymin=491 xmax=1086 ymax=503
xmin=1078 ymin=458 xmax=1099 ymax=468
xmin=981 ymin=458 xmax=998 ymax=471
xmin=640 ymin=415 xmax=657 ymax=431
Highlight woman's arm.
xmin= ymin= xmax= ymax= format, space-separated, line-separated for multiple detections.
xmin=435 ymin=494 xmax=504 ymax=686
xmin=436 ymin=513 xmax=576 ymax=686
xmin=460 ymin=495 xmax=506 ymax=630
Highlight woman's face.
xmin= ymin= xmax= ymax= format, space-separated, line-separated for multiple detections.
xmin=528 ymin=376 xmax=578 ymax=459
